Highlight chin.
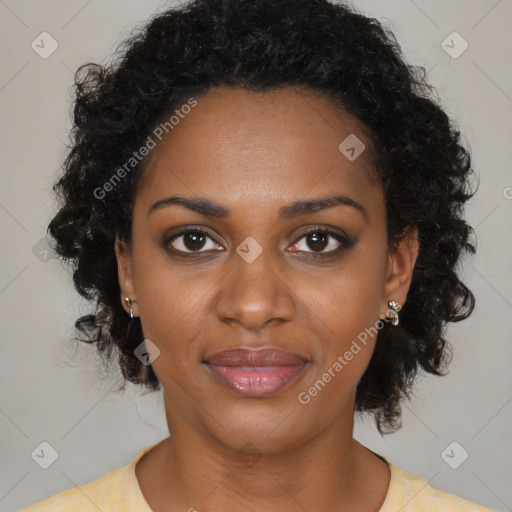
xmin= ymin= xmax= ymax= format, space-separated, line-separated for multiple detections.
xmin=202 ymin=397 xmax=317 ymax=455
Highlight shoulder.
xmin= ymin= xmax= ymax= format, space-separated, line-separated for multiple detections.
xmin=19 ymin=465 xmax=127 ymax=511
xmin=19 ymin=441 xmax=163 ymax=512
xmin=381 ymin=462 xmax=497 ymax=512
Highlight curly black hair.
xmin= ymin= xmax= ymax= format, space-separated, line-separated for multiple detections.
xmin=48 ymin=0 xmax=477 ymax=434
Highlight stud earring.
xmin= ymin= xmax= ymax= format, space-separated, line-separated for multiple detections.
xmin=124 ymin=297 xmax=134 ymax=319
xmin=387 ymin=300 xmax=401 ymax=326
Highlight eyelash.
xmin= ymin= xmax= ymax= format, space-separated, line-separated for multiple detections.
xmin=163 ymin=226 xmax=353 ymax=259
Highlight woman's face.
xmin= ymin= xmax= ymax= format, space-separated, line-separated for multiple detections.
xmin=116 ymin=86 xmax=418 ymax=453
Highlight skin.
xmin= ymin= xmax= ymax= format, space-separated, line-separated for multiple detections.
xmin=115 ymin=86 xmax=419 ymax=512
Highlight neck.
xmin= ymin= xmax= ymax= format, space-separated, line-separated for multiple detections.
xmin=137 ymin=403 xmax=390 ymax=512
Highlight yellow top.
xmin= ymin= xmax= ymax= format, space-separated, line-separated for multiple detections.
xmin=20 ymin=440 xmax=496 ymax=511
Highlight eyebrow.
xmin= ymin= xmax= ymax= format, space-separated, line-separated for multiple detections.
xmin=147 ymin=194 xmax=367 ymax=221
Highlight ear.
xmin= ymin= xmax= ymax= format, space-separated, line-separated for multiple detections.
xmin=114 ymin=235 xmax=139 ymax=317
xmin=381 ymin=226 xmax=419 ymax=318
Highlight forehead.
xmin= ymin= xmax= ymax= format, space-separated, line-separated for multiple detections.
xmin=136 ymin=86 xmax=381 ymax=215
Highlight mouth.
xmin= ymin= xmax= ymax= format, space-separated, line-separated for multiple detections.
xmin=204 ymin=347 xmax=308 ymax=398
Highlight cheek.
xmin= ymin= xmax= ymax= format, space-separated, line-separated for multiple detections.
xmin=313 ymin=246 xmax=385 ymax=332
xmin=133 ymin=262 xmax=208 ymax=404
xmin=296 ymin=299 xmax=381 ymax=413
xmin=302 ymin=247 xmax=386 ymax=384
xmin=130 ymin=245 xmax=200 ymax=352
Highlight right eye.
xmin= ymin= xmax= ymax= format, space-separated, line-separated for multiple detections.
xmin=164 ymin=227 xmax=224 ymax=254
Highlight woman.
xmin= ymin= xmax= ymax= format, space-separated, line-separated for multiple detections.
xmin=21 ymin=0 xmax=496 ymax=510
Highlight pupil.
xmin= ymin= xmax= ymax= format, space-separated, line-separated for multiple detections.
xmin=308 ymin=232 xmax=327 ymax=251
xmin=182 ymin=232 xmax=330 ymax=252
xmin=184 ymin=232 xmax=206 ymax=251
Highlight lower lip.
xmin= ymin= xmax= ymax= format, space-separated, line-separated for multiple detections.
xmin=206 ymin=364 xmax=306 ymax=398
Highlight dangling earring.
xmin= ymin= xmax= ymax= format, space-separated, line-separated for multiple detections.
xmin=387 ymin=300 xmax=401 ymax=326
xmin=124 ymin=297 xmax=134 ymax=320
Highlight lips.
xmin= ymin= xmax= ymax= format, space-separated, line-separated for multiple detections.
xmin=204 ymin=348 xmax=308 ymax=398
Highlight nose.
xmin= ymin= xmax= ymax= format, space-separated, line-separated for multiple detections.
xmin=214 ymin=244 xmax=296 ymax=332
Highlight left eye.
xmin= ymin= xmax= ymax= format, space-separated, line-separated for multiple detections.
xmin=290 ymin=230 xmax=349 ymax=254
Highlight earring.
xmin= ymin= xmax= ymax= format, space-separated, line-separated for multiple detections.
xmin=387 ymin=300 xmax=401 ymax=326
xmin=124 ymin=297 xmax=134 ymax=320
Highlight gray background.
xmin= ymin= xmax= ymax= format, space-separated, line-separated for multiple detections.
xmin=0 ymin=1 xmax=511 ymax=511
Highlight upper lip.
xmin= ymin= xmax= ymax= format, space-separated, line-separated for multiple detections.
xmin=205 ymin=347 xmax=307 ymax=367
